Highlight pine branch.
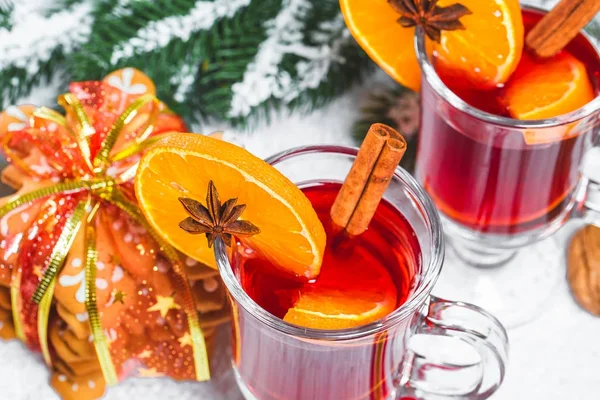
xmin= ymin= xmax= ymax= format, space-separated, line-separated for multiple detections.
xmin=67 ymin=0 xmax=265 ymax=125
xmin=47 ymin=0 xmax=88 ymax=15
xmin=0 ymin=1 xmax=92 ymax=108
xmin=1 ymin=0 xmax=376 ymax=131
xmin=225 ymin=0 xmax=372 ymax=128
xmin=69 ymin=0 xmax=202 ymax=80
xmin=0 ymin=1 xmax=13 ymax=30
xmin=243 ymin=6 xmax=376 ymax=127
xmin=0 ymin=48 xmax=67 ymax=110
xmin=187 ymin=0 xmax=282 ymax=125
xmin=283 ymin=36 xmax=373 ymax=117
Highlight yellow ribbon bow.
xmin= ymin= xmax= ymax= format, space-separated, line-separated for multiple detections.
xmin=0 ymin=69 xmax=210 ymax=384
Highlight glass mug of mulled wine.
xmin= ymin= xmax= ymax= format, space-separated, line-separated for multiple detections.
xmin=414 ymin=6 xmax=600 ymax=328
xmin=214 ymin=146 xmax=508 ymax=400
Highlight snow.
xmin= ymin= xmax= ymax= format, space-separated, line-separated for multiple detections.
xmin=294 ymin=15 xmax=351 ymax=90
xmin=171 ymin=63 xmax=199 ymax=103
xmin=0 ymin=0 xmax=92 ymax=72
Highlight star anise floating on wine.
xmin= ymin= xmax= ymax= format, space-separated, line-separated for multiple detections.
xmin=389 ymin=0 xmax=472 ymax=43
xmin=178 ymin=180 xmax=260 ymax=248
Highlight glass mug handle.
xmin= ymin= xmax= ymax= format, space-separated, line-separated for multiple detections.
xmin=397 ymin=296 xmax=509 ymax=400
xmin=578 ymin=147 xmax=600 ymax=227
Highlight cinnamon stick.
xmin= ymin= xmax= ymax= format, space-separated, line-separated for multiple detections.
xmin=526 ymin=0 xmax=600 ymax=59
xmin=331 ymin=123 xmax=407 ymax=236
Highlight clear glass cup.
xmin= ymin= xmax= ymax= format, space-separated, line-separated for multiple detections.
xmin=414 ymin=5 xmax=600 ymax=328
xmin=214 ymin=146 xmax=508 ymax=400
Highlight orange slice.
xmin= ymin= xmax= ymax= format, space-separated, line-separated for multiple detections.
xmin=340 ymin=0 xmax=421 ymax=91
xmin=283 ymin=251 xmax=397 ymax=329
xmin=433 ymin=0 xmax=524 ymax=89
xmin=340 ymin=0 xmax=524 ymax=91
xmin=284 ymin=289 xmax=396 ymax=329
xmin=135 ymin=133 xmax=326 ymax=278
xmin=504 ymin=52 xmax=595 ymax=120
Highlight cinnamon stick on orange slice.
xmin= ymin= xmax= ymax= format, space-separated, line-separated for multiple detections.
xmin=331 ymin=123 xmax=407 ymax=236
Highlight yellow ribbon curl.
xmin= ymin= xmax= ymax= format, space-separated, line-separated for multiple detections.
xmin=37 ymin=199 xmax=90 ymax=367
xmin=10 ymin=269 xmax=24 ymax=341
xmin=1 ymin=93 xmax=210 ymax=384
xmin=58 ymin=94 xmax=95 ymax=172
xmin=84 ymin=202 xmax=119 ymax=385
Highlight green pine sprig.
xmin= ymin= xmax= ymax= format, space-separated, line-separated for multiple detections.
xmin=186 ymin=0 xmax=283 ymax=126
xmin=0 ymin=0 xmax=372 ymax=131
xmin=0 ymin=49 xmax=67 ymax=111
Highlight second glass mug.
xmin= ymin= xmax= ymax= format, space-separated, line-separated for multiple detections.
xmin=214 ymin=146 xmax=508 ymax=400
xmin=414 ymin=6 xmax=600 ymax=328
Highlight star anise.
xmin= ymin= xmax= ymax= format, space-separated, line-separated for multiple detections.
xmin=389 ymin=0 xmax=472 ymax=43
xmin=178 ymin=180 xmax=260 ymax=248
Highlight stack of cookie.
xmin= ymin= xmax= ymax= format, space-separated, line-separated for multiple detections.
xmin=0 ymin=271 xmax=15 ymax=341
xmin=185 ymin=257 xmax=230 ymax=342
xmin=0 ymin=161 xmax=33 ymax=342
xmin=49 ymin=318 xmax=106 ymax=399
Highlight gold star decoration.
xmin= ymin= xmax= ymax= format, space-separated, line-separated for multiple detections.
xmin=178 ymin=332 xmax=193 ymax=348
xmin=146 ymin=295 xmax=181 ymax=318
xmin=137 ymin=349 xmax=153 ymax=359
xmin=111 ymin=289 xmax=126 ymax=305
xmin=137 ymin=367 xmax=163 ymax=378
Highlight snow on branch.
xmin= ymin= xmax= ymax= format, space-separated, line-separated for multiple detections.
xmin=228 ymin=0 xmax=350 ymax=118
xmin=294 ymin=14 xmax=350 ymax=91
xmin=228 ymin=0 xmax=312 ymax=118
xmin=0 ymin=0 xmax=92 ymax=73
xmin=110 ymin=0 xmax=250 ymax=64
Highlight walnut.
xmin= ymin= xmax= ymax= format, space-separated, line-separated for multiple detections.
xmin=567 ymin=225 xmax=600 ymax=316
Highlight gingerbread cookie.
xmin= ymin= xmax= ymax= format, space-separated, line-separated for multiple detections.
xmin=50 ymin=369 xmax=106 ymax=400
xmin=191 ymin=277 xmax=226 ymax=314
xmin=0 ymin=286 xmax=11 ymax=309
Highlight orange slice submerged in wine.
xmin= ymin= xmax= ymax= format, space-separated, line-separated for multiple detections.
xmin=504 ymin=51 xmax=595 ymax=120
xmin=283 ymin=251 xmax=398 ymax=329
xmin=135 ymin=133 xmax=326 ymax=278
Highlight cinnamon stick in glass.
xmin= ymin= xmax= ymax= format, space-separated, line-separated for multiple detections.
xmin=526 ymin=0 xmax=600 ymax=59
xmin=331 ymin=123 xmax=407 ymax=236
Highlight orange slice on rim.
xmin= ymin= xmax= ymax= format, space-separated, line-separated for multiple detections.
xmin=135 ymin=133 xmax=326 ymax=278
xmin=433 ymin=0 xmax=524 ymax=89
xmin=340 ymin=0 xmax=421 ymax=91
xmin=340 ymin=0 xmax=524 ymax=90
